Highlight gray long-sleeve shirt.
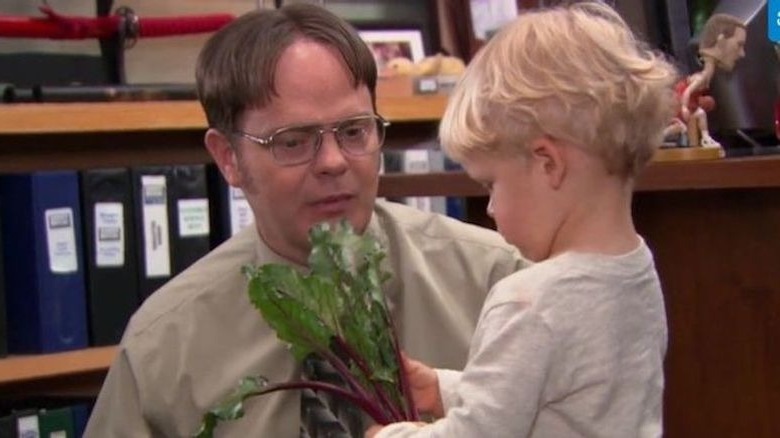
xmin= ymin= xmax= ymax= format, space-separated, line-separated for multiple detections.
xmin=378 ymin=241 xmax=667 ymax=438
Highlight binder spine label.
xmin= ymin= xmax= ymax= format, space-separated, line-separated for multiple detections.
xmin=177 ymin=198 xmax=210 ymax=237
xmin=94 ymin=202 xmax=125 ymax=267
xmin=141 ymin=175 xmax=171 ymax=278
xmin=403 ymin=149 xmax=434 ymax=212
xmin=403 ymin=150 xmax=431 ymax=174
xmin=17 ymin=414 xmax=40 ymax=437
xmin=229 ymin=187 xmax=254 ymax=235
xmin=45 ymin=207 xmax=78 ymax=273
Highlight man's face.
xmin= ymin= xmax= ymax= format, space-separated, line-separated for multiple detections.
xmin=218 ymin=40 xmax=380 ymax=264
xmin=716 ymin=27 xmax=747 ymax=71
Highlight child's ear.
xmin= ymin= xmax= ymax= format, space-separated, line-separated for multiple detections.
xmin=529 ymin=136 xmax=566 ymax=189
xmin=205 ymin=128 xmax=241 ymax=187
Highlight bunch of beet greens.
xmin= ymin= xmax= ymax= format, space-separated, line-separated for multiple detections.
xmin=196 ymin=221 xmax=418 ymax=437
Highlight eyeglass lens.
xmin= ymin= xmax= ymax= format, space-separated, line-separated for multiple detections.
xmin=271 ymin=117 xmax=384 ymax=164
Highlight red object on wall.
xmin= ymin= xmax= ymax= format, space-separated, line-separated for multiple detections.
xmin=0 ymin=6 xmax=234 ymax=40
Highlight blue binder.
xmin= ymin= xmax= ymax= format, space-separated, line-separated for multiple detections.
xmin=0 ymin=171 xmax=88 ymax=353
xmin=69 ymin=403 xmax=91 ymax=438
xmin=0 ymin=194 xmax=7 ymax=357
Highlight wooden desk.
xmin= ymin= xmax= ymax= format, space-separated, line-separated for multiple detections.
xmin=631 ymin=158 xmax=780 ymax=438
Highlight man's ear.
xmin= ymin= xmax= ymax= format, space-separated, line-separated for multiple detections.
xmin=205 ymin=128 xmax=241 ymax=187
xmin=529 ymin=136 xmax=566 ymax=189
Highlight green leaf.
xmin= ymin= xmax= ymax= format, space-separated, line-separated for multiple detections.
xmin=248 ymin=269 xmax=334 ymax=361
xmin=195 ymin=376 xmax=269 ymax=438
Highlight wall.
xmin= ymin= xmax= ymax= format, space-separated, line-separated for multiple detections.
xmin=0 ymin=0 xmax=430 ymax=85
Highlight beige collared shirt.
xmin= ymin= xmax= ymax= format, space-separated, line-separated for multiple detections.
xmin=85 ymin=200 xmax=525 ymax=437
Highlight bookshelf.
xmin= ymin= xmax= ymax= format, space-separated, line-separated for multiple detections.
xmin=0 ymin=97 xmax=448 ymax=135
xmin=1 ymin=98 xmax=780 ymax=437
xmin=0 ymin=95 xmax=449 ymax=399
xmin=3 ymin=98 xmax=780 ymax=192
xmin=378 ymin=155 xmax=780 ymax=196
xmin=0 ymin=96 xmax=449 ymax=174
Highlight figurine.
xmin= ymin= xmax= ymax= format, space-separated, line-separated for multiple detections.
xmin=673 ymin=13 xmax=747 ymax=148
xmin=382 ymin=53 xmax=466 ymax=77
xmin=375 ymin=53 xmax=466 ymax=97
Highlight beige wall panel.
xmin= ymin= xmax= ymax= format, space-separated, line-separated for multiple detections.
xmin=0 ymin=0 xmax=99 ymax=55
xmin=120 ymin=0 xmax=385 ymax=84
xmin=122 ymin=0 xmax=256 ymax=83
xmin=0 ymin=0 xmax=258 ymax=83
xmin=0 ymin=0 xmax=390 ymax=84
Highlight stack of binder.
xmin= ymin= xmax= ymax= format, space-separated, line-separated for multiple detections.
xmin=132 ymin=165 xmax=215 ymax=301
xmin=0 ymin=165 xmax=252 ymax=352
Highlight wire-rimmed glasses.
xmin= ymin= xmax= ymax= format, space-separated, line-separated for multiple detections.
xmin=235 ymin=114 xmax=390 ymax=166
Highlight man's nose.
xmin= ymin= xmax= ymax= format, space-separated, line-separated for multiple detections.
xmin=313 ymin=131 xmax=349 ymax=172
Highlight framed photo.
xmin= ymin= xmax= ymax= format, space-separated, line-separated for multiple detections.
xmin=358 ymin=29 xmax=426 ymax=71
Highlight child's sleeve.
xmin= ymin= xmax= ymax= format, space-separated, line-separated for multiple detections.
xmin=434 ymin=368 xmax=463 ymax=413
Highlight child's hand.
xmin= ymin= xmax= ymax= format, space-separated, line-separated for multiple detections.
xmin=402 ymin=353 xmax=444 ymax=418
xmin=365 ymin=424 xmax=383 ymax=438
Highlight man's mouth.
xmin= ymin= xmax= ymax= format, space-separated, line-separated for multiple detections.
xmin=309 ymin=194 xmax=355 ymax=215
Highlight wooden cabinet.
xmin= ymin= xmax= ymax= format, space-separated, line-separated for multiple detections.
xmin=1 ymin=99 xmax=779 ymax=437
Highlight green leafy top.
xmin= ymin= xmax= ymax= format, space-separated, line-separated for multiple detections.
xmin=196 ymin=221 xmax=417 ymax=437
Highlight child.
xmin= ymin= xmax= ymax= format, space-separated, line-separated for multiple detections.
xmin=367 ymin=2 xmax=675 ymax=437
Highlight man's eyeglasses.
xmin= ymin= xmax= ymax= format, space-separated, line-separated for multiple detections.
xmin=235 ymin=114 xmax=390 ymax=166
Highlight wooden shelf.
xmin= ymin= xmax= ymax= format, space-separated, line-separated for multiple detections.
xmin=0 ymin=95 xmax=448 ymax=135
xmin=0 ymin=96 xmax=447 ymax=174
xmin=379 ymin=155 xmax=780 ymax=198
xmin=0 ymin=346 xmax=117 ymax=398
xmin=637 ymin=155 xmax=780 ymax=191
xmin=2 ymin=99 xmax=776 ymax=192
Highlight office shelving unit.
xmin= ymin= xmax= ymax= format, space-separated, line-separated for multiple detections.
xmin=1 ymin=97 xmax=779 ymax=437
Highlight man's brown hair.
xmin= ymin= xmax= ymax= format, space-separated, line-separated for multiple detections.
xmin=196 ymin=3 xmax=377 ymax=135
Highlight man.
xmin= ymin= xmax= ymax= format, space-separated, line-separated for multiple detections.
xmin=85 ymin=4 xmax=524 ymax=437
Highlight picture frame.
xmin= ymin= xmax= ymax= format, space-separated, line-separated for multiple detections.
xmin=358 ymin=29 xmax=426 ymax=71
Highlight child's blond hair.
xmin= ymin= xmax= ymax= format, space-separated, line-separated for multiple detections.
xmin=440 ymin=1 xmax=678 ymax=177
